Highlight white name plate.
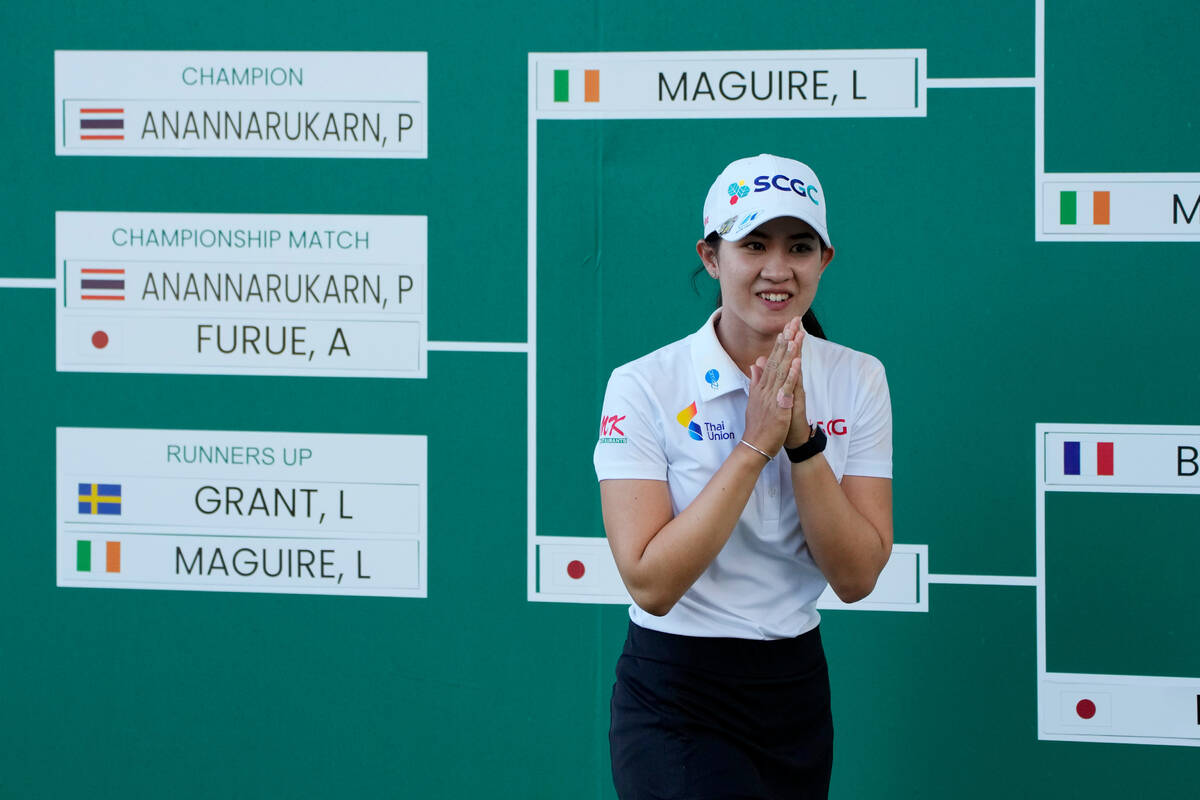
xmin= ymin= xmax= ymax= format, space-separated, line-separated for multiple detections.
xmin=55 ymin=51 xmax=426 ymax=158
xmin=56 ymin=212 xmax=427 ymax=378
xmin=58 ymin=427 xmax=427 ymax=597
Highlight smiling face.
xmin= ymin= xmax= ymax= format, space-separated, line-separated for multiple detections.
xmin=696 ymin=215 xmax=834 ymax=369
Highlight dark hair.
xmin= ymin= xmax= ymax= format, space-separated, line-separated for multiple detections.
xmin=693 ymin=232 xmax=826 ymax=340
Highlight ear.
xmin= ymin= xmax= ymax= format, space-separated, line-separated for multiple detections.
xmin=817 ymin=244 xmax=835 ymax=278
xmin=696 ymin=239 xmax=720 ymax=278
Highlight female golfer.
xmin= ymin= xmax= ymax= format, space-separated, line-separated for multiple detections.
xmin=594 ymin=154 xmax=893 ymax=799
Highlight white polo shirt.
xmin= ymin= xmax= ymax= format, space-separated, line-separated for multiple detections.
xmin=594 ymin=309 xmax=892 ymax=640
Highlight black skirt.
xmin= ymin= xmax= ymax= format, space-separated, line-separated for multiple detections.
xmin=610 ymin=620 xmax=833 ymax=800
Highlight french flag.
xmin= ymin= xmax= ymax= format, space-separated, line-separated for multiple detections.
xmin=1063 ymin=441 xmax=1114 ymax=476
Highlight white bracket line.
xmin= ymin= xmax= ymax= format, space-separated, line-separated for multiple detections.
xmin=527 ymin=57 xmax=540 ymax=603
xmin=1035 ymin=0 xmax=1047 ymax=214
xmin=0 ymin=278 xmax=54 ymax=289
xmin=426 ymin=341 xmax=529 ymax=353
xmin=928 ymin=573 xmax=1039 ymax=587
xmin=927 ymin=77 xmax=1036 ymax=89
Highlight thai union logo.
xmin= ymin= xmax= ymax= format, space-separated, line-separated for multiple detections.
xmin=676 ymin=402 xmax=703 ymax=441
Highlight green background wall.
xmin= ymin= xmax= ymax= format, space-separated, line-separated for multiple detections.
xmin=2 ymin=1 xmax=1196 ymax=797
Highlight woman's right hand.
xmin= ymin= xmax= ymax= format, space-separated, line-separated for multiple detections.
xmin=742 ymin=322 xmax=803 ymax=456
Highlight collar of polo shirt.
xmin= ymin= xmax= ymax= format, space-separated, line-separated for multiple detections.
xmin=689 ymin=310 xmax=747 ymax=399
xmin=689 ymin=309 xmax=813 ymax=399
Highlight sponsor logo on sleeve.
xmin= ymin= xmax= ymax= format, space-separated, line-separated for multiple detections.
xmin=814 ymin=418 xmax=847 ymax=436
xmin=599 ymin=413 xmax=627 ymax=444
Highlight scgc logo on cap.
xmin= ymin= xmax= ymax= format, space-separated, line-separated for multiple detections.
xmin=736 ymin=174 xmax=821 ymax=206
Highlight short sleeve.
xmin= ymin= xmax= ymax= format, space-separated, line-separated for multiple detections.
xmin=843 ymin=358 xmax=892 ymax=478
xmin=593 ymin=367 xmax=668 ymax=482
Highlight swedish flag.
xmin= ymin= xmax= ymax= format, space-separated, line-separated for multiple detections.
xmin=78 ymin=483 xmax=121 ymax=515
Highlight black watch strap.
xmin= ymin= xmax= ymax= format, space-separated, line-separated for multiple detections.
xmin=785 ymin=426 xmax=827 ymax=463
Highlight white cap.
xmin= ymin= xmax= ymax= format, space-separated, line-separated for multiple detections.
xmin=702 ymin=154 xmax=831 ymax=247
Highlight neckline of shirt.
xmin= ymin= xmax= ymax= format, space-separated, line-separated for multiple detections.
xmin=689 ymin=308 xmax=815 ymax=400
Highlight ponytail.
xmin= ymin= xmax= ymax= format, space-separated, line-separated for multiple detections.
xmin=801 ymin=308 xmax=826 ymax=340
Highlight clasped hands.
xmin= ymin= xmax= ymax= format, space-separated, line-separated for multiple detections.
xmin=744 ymin=317 xmax=813 ymax=455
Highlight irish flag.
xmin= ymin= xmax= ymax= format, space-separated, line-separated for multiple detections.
xmin=77 ymin=540 xmax=122 ymax=573
xmin=1060 ymin=190 xmax=1110 ymax=225
xmin=553 ymin=69 xmax=600 ymax=103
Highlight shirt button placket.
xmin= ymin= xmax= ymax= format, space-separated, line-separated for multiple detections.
xmin=763 ymin=461 xmax=781 ymax=523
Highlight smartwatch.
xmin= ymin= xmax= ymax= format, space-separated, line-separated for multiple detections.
xmin=785 ymin=426 xmax=827 ymax=463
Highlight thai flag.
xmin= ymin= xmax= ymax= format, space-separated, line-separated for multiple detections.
xmin=79 ymin=107 xmax=124 ymax=141
xmin=80 ymin=267 xmax=125 ymax=301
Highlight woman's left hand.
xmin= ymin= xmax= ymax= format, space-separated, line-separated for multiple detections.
xmin=767 ymin=317 xmax=811 ymax=449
